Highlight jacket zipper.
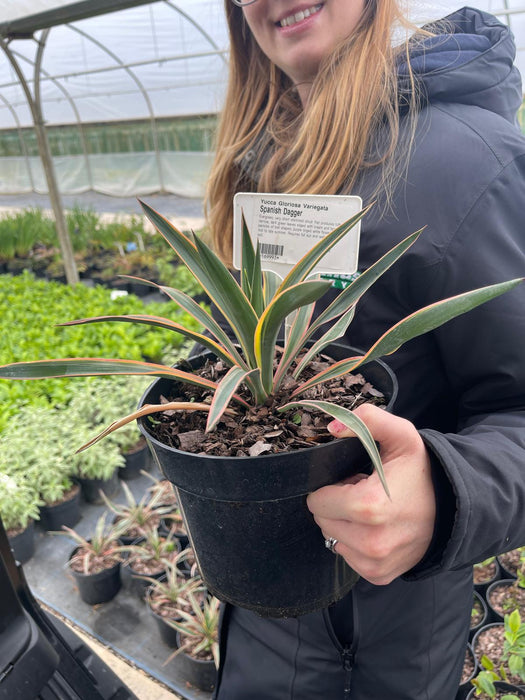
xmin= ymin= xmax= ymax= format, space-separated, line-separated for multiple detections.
xmin=323 ymin=587 xmax=360 ymax=699
xmin=341 ymin=645 xmax=354 ymax=699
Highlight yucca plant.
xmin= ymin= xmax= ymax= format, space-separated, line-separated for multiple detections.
xmin=164 ymin=592 xmax=221 ymax=667
xmin=100 ymin=479 xmax=174 ymax=543
xmin=0 ymin=201 xmax=522 ymax=495
xmin=60 ymin=513 xmax=129 ymax=575
xmin=142 ymin=558 xmax=205 ymax=617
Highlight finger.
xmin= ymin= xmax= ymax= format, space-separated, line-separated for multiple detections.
xmin=328 ymin=403 xmax=420 ymax=460
xmin=307 ymin=472 xmax=390 ymax=524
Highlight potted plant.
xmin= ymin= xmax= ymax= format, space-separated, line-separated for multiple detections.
xmin=0 ymin=473 xmax=40 ymax=564
xmin=0 ymin=405 xmax=81 ymax=531
xmin=486 ymin=558 xmax=525 ymax=623
xmin=457 ymin=644 xmax=478 ymax=700
xmin=101 ymin=480 xmax=174 ymax=545
xmin=66 ymin=377 xmax=152 ymax=482
xmin=59 ymin=514 xmax=129 ymax=605
xmin=498 ymin=548 xmax=524 ymax=581
xmin=472 ymin=609 xmax=525 ymax=690
xmin=142 ymin=558 xmax=205 ymax=647
xmin=475 ymin=557 xmax=502 ymax=597
xmin=164 ymin=592 xmax=220 ymax=692
xmin=69 ymin=423 xmax=124 ymax=503
xmin=121 ymin=527 xmax=180 ymax=598
xmin=0 ymin=202 xmax=521 ymax=617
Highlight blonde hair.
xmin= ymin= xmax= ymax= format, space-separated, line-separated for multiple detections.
xmin=205 ymin=0 xmax=426 ymax=265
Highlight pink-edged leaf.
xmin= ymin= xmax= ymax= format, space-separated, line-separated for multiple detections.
xmin=58 ymin=314 xmax=236 ymax=366
xmin=279 ymin=400 xmax=389 ymax=496
xmin=76 ymin=400 xmax=241 ymax=452
xmin=206 ymin=366 xmax=260 ymax=432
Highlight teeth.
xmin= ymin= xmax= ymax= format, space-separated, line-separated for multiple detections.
xmin=279 ymin=4 xmax=322 ymax=28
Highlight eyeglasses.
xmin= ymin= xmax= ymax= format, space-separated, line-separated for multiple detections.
xmin=230 ymin=0 xmax=259 ymax=6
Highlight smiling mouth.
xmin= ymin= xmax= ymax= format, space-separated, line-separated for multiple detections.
xmin=278 ymin=4 xmax=323 ymax=28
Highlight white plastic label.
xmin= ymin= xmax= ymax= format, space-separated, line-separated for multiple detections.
xmin=233 ymin=193 xmax=362 ymax=279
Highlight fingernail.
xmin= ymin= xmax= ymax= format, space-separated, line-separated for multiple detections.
xmin=327 ymin=419 xmax=346 ymax=436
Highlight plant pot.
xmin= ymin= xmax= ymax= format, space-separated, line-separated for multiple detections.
xmin=466 ymin=681 xmax=525 ymax=699
xmin=470 ymin=589 xmax=488 ymax=641
xmin=138 ymin=344 xmax=398 ymax=618
xmin=474 ymin=559 xmax=501 ymax=597
xmin=38 ymin=485 xmax=81 ymax=532
xmin=8 ymin=520 xmax=35 ymax=564
xmin=68 ymin=546 xmax=121 ymax=605
xmin=175 ymin=631 xmax=217 ymax=692
xmin=77 ymin=470 xmax=120 ymax=504
xmin=159 ymin=516 xmax=189 ymax=551
xmin=456 ymin=644 xmax=477 ymax=700
xmin=147 ymin=596 xmax=180 ymax=647
xmin=486 ymin=579 xmax=525 ymax=623
xmin=497 ymin=550 xmax=521 ymax=580
xmin=118 ymin=439 xmax=152 ymax=481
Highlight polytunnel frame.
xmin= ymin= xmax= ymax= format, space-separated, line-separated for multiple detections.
xmin=0 ymin=0 xmax=228 ymax=285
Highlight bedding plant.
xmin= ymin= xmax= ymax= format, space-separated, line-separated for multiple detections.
xmin=0 ymin=201 xmax=522 ymax=496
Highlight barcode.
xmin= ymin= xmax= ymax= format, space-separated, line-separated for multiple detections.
xmin=260 ymin=243 xmax=284 ymax=259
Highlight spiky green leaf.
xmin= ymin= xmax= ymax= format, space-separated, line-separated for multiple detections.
xmin=254 ymin=280 xmax=332 ymax=394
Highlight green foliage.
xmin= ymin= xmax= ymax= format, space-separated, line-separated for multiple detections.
xmin=0 ymin=271 xmax=200 ymax=434
xmin=504 ymin=609 xmax=525 ymax=682
xmin=0 ymin=209 xmax=56 ymax=259
xmin=471 ymin=609 xmax=525 ymax=697
xmin=0 ymin=203 xmax=522 ymax=496
xmin=0 ymin=472 xmax=41 ymax=532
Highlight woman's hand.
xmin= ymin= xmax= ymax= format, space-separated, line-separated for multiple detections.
xmin=306 ymin=404 xmax=436 ymax=586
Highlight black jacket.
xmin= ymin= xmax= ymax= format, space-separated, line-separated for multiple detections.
xmin=214 ymin=8 xmax=525 ymax=699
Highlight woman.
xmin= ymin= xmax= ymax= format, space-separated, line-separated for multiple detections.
xmin=205 ymin=1 xmax=525 ymax=698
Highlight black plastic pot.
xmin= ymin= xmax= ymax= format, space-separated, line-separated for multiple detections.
xmin=497 ymin=550 xmax=520 ymax=580
xmin=147 ymin=597 xmax=180 ymax=647
xmin=8 ymin=520 xmax=35 ymax=564
xmin=466 ymin=681 xmax=525 ymax=699
xmin=473 ymin=558 xmax=501 ymax=597
xmin=138 ymin=344 xmax=398 ymax=618
xmin=118 ymin=440 xmax=152 ymax=481
xmin=38 ymin=485 xmax=81 ymax=532
xmin=175 ymin=631 xmax=217 ymax=692
xmin=68 ymin=546 xmax=121 ymax=605
xmin=127 ymin=563 xmax=167 ymax=600
xmin=486 ymin=579 xmax=524 ymax=624
xmin=456 ymin=644 xmax=477 ymax=700
xmin=470 ymin=589 xmax=488 ymax=642
xmin=77 ymin=470 xmax=120 ymax=504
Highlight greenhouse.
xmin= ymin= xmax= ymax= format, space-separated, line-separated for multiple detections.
xmin=0 ymin=0 xmax=229 ymax=199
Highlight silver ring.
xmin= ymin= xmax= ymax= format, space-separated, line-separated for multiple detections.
xmin=324 ymin=537 xmax=338 ymax=554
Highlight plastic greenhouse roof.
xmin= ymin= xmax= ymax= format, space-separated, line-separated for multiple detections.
xmin=0 ymin=0 xmax=230 ymax=129
xmin=0 ymin=0 xmax=523 ymax=133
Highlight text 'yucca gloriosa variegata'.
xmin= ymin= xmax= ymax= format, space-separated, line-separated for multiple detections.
xmin=0 ymin=200 xmax=522 ymax=496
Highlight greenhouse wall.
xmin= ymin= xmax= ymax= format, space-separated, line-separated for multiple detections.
xmin=0 ymin=151 xmax=214 ymax=197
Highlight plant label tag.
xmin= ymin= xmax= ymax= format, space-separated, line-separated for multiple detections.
xmin=233 ymin=193 xmax=362 ymax=279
